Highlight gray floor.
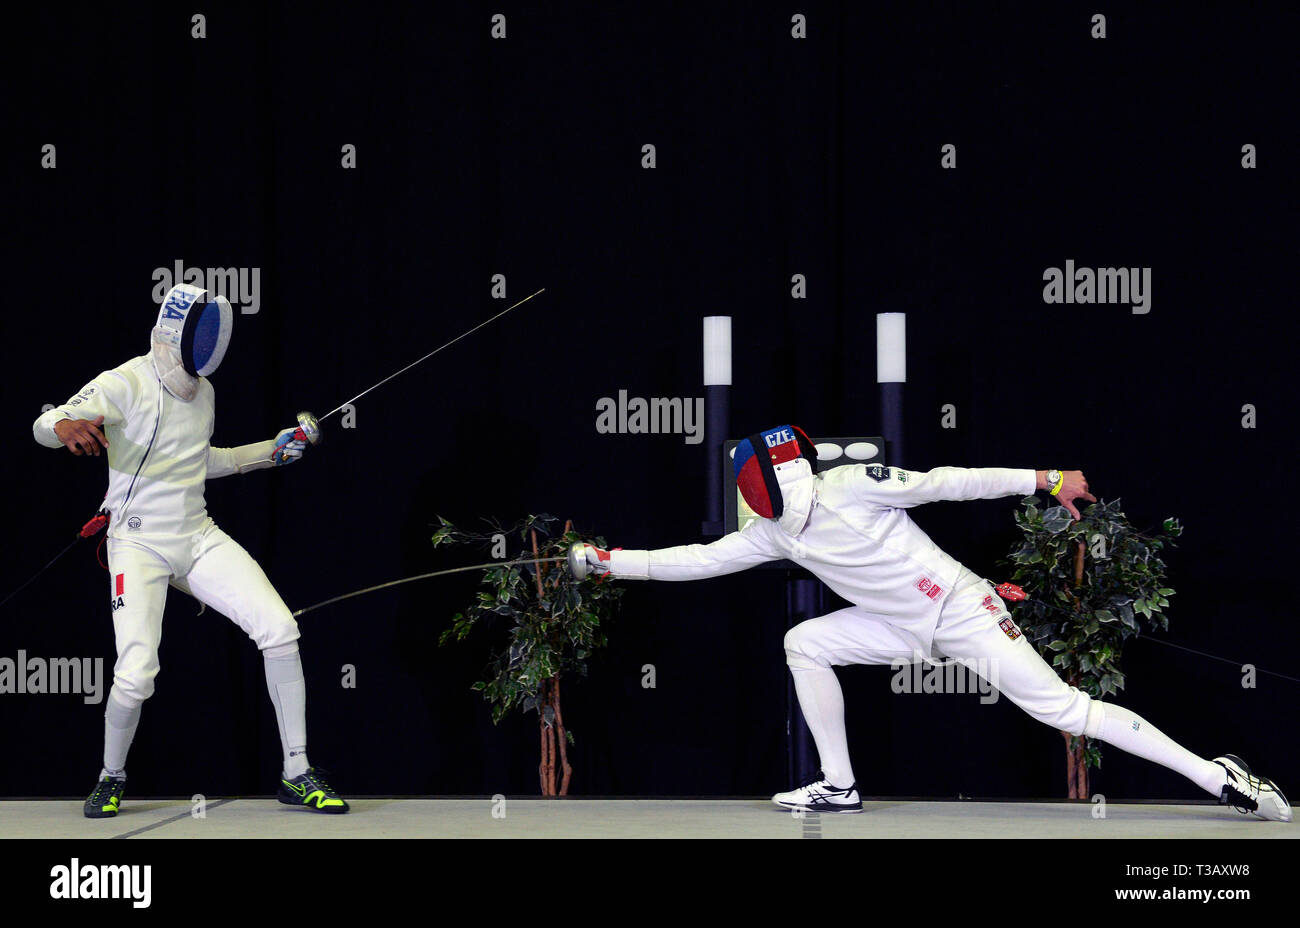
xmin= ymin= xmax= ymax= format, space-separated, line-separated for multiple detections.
xmin=2 ymin=798 xmax=1295 ymax=838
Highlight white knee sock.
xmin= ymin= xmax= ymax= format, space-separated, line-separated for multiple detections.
xmin=790 ymin=666 xmax=855 ymax=788
xmin=263 ymin=643 xmax=309 ymax=778
xmin=1084 ymin=702 xmax=1227 ymax=797
xmin=101 ymin=689 xmax=141 ymax=779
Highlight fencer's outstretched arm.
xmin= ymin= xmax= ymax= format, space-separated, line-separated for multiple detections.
xmin=606 ymin=520 xmax=781 ymax=581
xmin=206 ymin=441 xmax=280 ymax=477
xmin=857 ymin=465 xmax=1094 ymax=519
xmin=854 ymin=465 xmax=1035 ymax=508
xmin=209 ymin=421 xmax=310 ymax=475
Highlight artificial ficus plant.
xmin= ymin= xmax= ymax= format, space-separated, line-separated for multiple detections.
xmin=434 ymin=514 xmax=623 ymax=796
xmin=1003 ymin=496 xmax=1181 ymax=799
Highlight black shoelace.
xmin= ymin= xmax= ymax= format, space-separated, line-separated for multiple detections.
xmin=89 ymin=779 xmax=120 ymax=803
xmin=797 ymin=769 xmax=829 ymax=790
xmin=1223 ymin=772 xmax=1260 ymax=814
xmin=306 ymin=768 xmax=336 ymax=793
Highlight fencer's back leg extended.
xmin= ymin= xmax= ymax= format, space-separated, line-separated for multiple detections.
xmin=934 ymin=588 xmax=1229 ymax=798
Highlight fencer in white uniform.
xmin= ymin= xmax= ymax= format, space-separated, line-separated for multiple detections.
xmin=584 ymin=425 xmax=1290 ymax=820
xmin=33 ymin=283 xmax=348 ymax=816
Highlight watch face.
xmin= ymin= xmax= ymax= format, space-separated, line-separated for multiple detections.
xmin=1048 ymin=470 xmax=1062 ymax=486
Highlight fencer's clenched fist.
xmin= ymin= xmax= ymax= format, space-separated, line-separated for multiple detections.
xmin=53 ymin=416 xmax=109 ymax=457
xmin=271 ymin=427 xmax=307 ymax=466
xmin=584 ymin=545 xmax=614 ymax=576
xmin=1049 ymin=470 xmax=1097 ymax=521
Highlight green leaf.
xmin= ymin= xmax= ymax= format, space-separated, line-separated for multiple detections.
xmin=1047 ymin=640 xmax=1069 ymax=651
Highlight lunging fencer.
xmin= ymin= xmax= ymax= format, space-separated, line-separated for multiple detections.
xmin=581 ymin=425 xmax=1290 ymax=820
xmin=32 ymin=284 xmax=349 ymax=817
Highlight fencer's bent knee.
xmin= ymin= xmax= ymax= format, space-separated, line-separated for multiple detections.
xmin=110 ymin=678 xmax=149 ymax=708
xmin=254 ymin=610 xmax=300 ymax=651
xmin=784 ymin=624 xmax=826 ymax=670
xmin=262 ymin=641 xmax=299 ymax=660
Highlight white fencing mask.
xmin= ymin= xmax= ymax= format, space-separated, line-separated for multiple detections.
xmin=151 ymin=284 xmax=233 ymax=399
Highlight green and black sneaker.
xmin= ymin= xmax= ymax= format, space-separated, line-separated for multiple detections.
xmin=277 ymin=767 xmax=350 ymax=814
xmin=84 ymin=775 xmax=126 ymax=819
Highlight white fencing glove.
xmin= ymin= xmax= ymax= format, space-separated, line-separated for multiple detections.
xmin=584 ymin=545 xmax=614 ymax=576
xmin=272 ymin=426 xmax=308 ymax=465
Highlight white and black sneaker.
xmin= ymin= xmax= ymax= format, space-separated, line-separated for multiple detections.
xmin=771 ymin=771 xmax=863 ymax=814
xmin=1214 ymin=754 xmax=1292 ymax=822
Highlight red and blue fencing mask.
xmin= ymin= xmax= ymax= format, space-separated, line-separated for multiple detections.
xmin=733 ymin=425 xmax=818 ymax=519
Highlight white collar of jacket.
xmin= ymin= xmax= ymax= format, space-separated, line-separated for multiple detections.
xmin=150 ymin=333 xmax=199 ymax=401
xmin=774 ymin=457 xmax=816 ymax=535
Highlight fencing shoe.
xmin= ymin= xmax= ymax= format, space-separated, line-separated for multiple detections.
xmin=277 ymin=766 xmax=350 ymax=814
xmin=84 ymin=774 xmax=126 ymax=819
xmin=1215 ymin=755 xmax=1291 ymax=822
xmin=772 ymin=771 xmax=863 ymax=813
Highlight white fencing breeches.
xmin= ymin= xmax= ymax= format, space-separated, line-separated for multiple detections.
xmin=784 ymin=578 xmax=1093 ymax=734
xmin=782 ymin=577 xmax=1094 ymax=787
xmin=107 ymin=522 xmax=300 ymax=707
xmin=783 ymin=577 xmax=1228 ymax=797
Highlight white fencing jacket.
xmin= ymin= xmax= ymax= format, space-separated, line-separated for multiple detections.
xmin=33 ymin=355 xmax=276 ymax=572
xmin=608 ymin=463 xmax=1036 ymax=652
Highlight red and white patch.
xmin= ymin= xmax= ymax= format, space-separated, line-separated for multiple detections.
xmin=915 ymin=577 xmax=943 ymax=600
xmin=111 ymin=572 xmax=127 ymax=612
xmin=999 ymin=616 xmax=1022 ymax=640
xmin=995 ymin=582 xmax=1026 ymax=602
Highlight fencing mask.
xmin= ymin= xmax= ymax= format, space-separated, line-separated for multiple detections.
xmin=733 ymin=425 xmax=818 ymax=534
xmin=151 ymin=284 xmax=233 ymax=400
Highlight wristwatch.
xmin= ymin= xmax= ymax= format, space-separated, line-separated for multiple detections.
xmin=1046 ymin=469 xmax=1063 ymax=495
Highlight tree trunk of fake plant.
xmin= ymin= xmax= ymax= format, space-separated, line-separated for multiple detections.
xmin=535 ymin=676 xmax=572 ymax=796
xmin=1058 ymin=540 xmax=1090 ymax=799
xmin=530 ymin=527 xmax=574 ymax=797
xmin=1061 ymin=730 xmax=1089 ymax=799
xmin=539 ymin=680 xmax=555 ymax=796
xmin=552 ymin=675 xmax=573 ymax=795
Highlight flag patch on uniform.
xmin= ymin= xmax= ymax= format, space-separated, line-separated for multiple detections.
xmin=999 ymin=616 xmax=1021 ymax=640
xmin=115 ymin=573 xmax=125 ymax=596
